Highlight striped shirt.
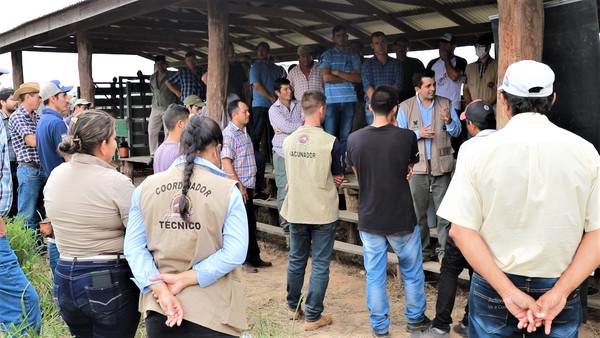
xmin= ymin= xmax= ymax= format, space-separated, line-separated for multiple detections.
xmin=268 ymin=99 xmax=303 ymax=157
xmin=8 ymin=106 xmax=40 ymax=164
xmin=0 ymin=122 xmax=12 ymax=216
xmin=320 ymin=47 xmax=361 ymax=104
xmin=288 ymin=62 xmax=324 ymax=102
xmin=221 ymin=122 xmax=257 ymax=189
xmin=168 ymin=66 xmax=207 ymax=101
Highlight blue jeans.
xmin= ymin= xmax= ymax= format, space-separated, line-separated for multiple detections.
xmin=54 ymin=258 xmax=140 ymax=338
xmin=16 ymin=165 xmax=47 ymax=231
xmin=272 ymin=152 xmax=289 ymax=231
xmin=469 ymin=272 xmax=580 ymax=338
xmin=360 ymin=226 xmax=427 ymax=334
xmin=0 ymin=235 xmax=42 ymax=336
xmin=286 ymin=222 xmax=336 ymax=322
xmin=365 ymin=104 xmax=374 ymax=126
xmin=324 ymin=102 xmax=355 ymax=146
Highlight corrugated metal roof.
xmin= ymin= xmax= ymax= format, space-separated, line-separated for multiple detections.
xmin=402 ymin=12 xmax=459 ymax=31
xmin=355 ymin=21 xmax=404 ymax=36
xmin=454 ymin=4 xmax=498 ymax=24
xmin=364 ymin=0 xmax=424 ymax=13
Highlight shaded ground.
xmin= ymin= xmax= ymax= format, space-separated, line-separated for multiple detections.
xmin=243 ymin=235 xmax=600 ymax=338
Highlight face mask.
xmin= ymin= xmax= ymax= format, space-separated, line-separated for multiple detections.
xmin=475 ymin=46 xmax=487 ymax=58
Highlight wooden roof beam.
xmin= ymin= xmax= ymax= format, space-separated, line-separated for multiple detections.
xmin=269 ymin=17 xmax=330 ymax=45
xmin=346 ymin=0 xmax=417 ymax=33
xmin=420 ymin=0 xmax=473 ymax=26
xmin=237 ymin=26 xmax=294 ymax=48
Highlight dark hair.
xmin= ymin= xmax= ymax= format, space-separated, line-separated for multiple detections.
xmin=58 ymin=110 xmax=115 ymax=156
xmin=393 ymin=36 xmax=410 ymax=47
xmin=470 ymin=118 xmax=496 ymax=131
xmin=371 ymin=85 xmax=398 ymax=115
xmin=178 ymin=116 xmax=223 ymax=221
xmin=412 ymin=68 xmax=435 ymax=87
xmin=163 ymin=104 xmax=189 ymax=131
xmin=370 ymin=31 xmax=386 ymax=40
xmin=227 ymin=99 xmax=243 ymax=119
xmin=301 ymin=91 xmax=326 ymax=115
xmin=501 ymin=91 xmax=554 ymax=115
xmin=184 ymin=51 xmax=196 ymax=59
xmin=332 ymin=25 xmax=346 ymax=36
xmin=0 ymin=88 xmax=14 ymax=102
xmin=256 ymin=41 xmax=270 ymax=52
xmin=274 ymin=77 xmax=290 ymax=92
xmin=154 ymin=55 xmax=166 ymax=63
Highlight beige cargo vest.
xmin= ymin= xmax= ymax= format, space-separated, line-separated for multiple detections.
xmin=465 ymin=58 xmax=498 ymax=103
xmin=139 ymin=163 xmax=247 ymax=336
xmin=400 ymin=96 xmax=455 ymax=176
xmin=281 ymin=126 xmax=339 ymax=224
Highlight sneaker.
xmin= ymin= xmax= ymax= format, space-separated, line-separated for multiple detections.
xmin=372 ymin=329 xmax=390 ymax=337
xmin=419 ymin=327 xmax=450 ymax=337
xmin=406 ymin=316 xmax=431 ymax=333
xmin=287 ymin=308 xmax=304 ymax=320
xmin=452 ymin=323 xmax=468 ymax=337
xmin=304 ymin=314 xmax=332 ymax=331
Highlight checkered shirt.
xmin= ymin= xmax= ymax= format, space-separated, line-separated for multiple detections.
xmin=8 ymin=106 xmax=40 ymax=164
xmin=168 ymin=66 xmax=207 ymax=101
xmin=221 ymin=122 xmax=257 ymax=189
xmin=288 ymin=62 xmax=324 ymax=101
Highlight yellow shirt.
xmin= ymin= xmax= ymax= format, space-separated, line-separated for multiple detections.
xmin=438 ymin=113 xmax=600 ymax=277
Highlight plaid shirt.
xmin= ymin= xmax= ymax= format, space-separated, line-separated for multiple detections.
xmin=288 ymin=62 xmax=324 ymax=101
xmin=221 ymin=122 xmax=257 ymax=189
xmin=361 ymin=56 xmax=403 ymax=102
xmin=168 ymin=66 xmax=206 ymax=101
xmin=8 ymin=106 xmax=40 ymax=164
xmin=0 ymin=122 xmax=12 ymax=216
xmin=268 ymin=99 xmax=304 ymax=157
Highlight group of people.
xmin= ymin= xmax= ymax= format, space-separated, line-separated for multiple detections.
xmin=0 ymin=21 xmax=598 ymax=338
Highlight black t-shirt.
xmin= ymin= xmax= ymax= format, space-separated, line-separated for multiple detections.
xmin=398 ymin=57 xmax=425 ymax=103
xmin=228 ymin=62 xmax=248 ymax=102
xmin=346 ymin=124 xmax=419 ymax=235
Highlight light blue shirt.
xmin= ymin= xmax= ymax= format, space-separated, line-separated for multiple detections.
xmin=397 ymin=95 xmax=461 ymax=160
xmin=124 ymin=156 xmax=248 ymax=293
xmin=320 ymin=46 xmax=361 ymax=104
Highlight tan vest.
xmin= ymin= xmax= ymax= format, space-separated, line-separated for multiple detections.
xmin=465 ymin=58 xmax=498 ymax=102
xmin=400 ymin=96 xmax=454 ymax=176
xmin=281 ymin=126 xmax=339 ymax=224
xmin=139 ymin=163 xmax=247 ymax=336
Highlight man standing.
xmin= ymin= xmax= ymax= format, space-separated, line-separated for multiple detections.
xmin=438 ymin=60 xmax=600 ymax=337
xmin=393 ymin=37 xmax=425 ymax=103
xmin=361 ymin=31 xmax=402 ymax=125
xmin=269 ymin=78 xmax=303 ymax=234
xmin=153 ymin=104 xmax=189 ymax=173
xmin=221 ymin=100 xmax=271 ymax=274
xmin=64 ymin=97 xmax=91 ymax=126
xmin=8 ymin=82 xmax=45 ymax=237
xmin=183 ymin=94 xmax=205 ymax=116
xmin=288 ymin=45 xmax=323 ymax=102
xmin=0 ymin=114 xmax=42 ymax=337
xmin=148 ymin=55 xmax=177 ymax=163
xmin=426 ymin=33 xmax=467 ymax=114
xmin=397 ymin=69 xmax=461 ymax=262
xmin=249 ymin=42 xmax=286 ymax=152
xmin=347 ymin=85 xmax=429 ymax=337
xmin=320 ymin=25 xmax=361 ymax=147
xmin=463 ymin=35 xmax=498 ymax=106
xmin=282 ymin=90 xmax=344 ymax=331
xmin=227 ymin=42 xmax=252 ymax=106
xmin=167 ymin=51 xmax=207 ymax=102
xmin=0 ymin=88 xmax=18 ymax=217
xmin=421 ymin=100 xmax=496 ymax=338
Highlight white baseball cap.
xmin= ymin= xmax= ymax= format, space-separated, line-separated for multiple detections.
xmin=498 ymin=60 xmax=555 ymax=98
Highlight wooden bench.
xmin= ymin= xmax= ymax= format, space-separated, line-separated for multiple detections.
xmin=118 ymin=155 xmax=151 ymax=180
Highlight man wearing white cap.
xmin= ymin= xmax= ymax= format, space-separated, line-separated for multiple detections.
xmin=426 ymin=33 xmax=467 ymax=114
xmin=64 ymin=98 xmax=91 ymax=126
xmin=438 ymin=60 xmax=600 ymax=337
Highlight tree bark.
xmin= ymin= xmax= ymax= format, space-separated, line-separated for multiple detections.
xmin=496 ymin=0 xmax=544 ymax=128
xmin=77 ymin=31 xmax=94 ymax=105
xmin=206 ymin=0 xmax=229 ymax=128
xmin=11 ymin=51 xmax=23 ymax=88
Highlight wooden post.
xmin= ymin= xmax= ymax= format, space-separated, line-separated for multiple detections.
xmin=77 ymin=31 xmax=94 ymax=105
xmin=496 ymin=0 xmax=544 ymax=128
xmin=206 ymin=0 xmax=229 ymax=128
xmin=11 ymin=51 xmax=23 ymax=88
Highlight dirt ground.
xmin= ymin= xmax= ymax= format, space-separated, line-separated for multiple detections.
xmin=243 ymin=235 xmax=600 ymax=338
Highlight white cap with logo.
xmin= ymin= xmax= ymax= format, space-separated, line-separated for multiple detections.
xmin=498 ymin=60 xmax=555 ymax=98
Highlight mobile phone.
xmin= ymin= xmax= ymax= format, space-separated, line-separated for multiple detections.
xmin=91 ymin=270 xmax=113 ymax=288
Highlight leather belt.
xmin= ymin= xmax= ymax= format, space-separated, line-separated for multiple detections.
xmin=18 ymin=162 xmax=40 ymax=169
xmin=60 ymin=254 xmax=123 ymax=262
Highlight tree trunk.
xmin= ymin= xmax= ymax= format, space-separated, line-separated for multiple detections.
xmin=77 ymin=31 xmax=94 ymax=105
xmin=11 ymin=51 xmax=23 ymax=88
xmin=496 ymin=0 xmax=544 ymax=128
xmin=206 ymin=0 xmax=229 ymax=128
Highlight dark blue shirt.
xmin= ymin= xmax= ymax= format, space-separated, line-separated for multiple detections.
xmin=37 ymin=108 xmax=67 ymax=174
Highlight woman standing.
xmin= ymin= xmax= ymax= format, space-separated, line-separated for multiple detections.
xmin=124 ymin=115 xmax=248 ymax=337
xmin=44 ymin=110 xmax=140 ymax=337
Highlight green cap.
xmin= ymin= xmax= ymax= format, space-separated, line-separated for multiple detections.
xmin=183 ymin=95 xmax=205 ymax=107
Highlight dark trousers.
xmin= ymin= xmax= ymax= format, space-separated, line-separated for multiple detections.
xmin=249 ymin=107 xmax=273 ymax=155
xmin=8 ymin=161 xmax=18 ymax=218
xmin=145 ymin=311 xmax=236 ymax=338
xmin=254 ymin=151 xmax=266 ymax=193
xmin=245 ymin=188 xmax=261 ymax=264
xmin=432 ymin=238 xmax=471 ymax=332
